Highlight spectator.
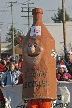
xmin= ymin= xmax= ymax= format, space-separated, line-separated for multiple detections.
xmin=0 ymin=90 xmax=5 ymax=108
xmin=15 ymin=61 xmax=18 ymax=71
xmin=18 ymin=58 xmax=23 ymax=68
xmin=0 ymin=72 xmax=5 ymax=108
xmin=56 ymin=65 xmax=71 ymax=81
xmin=18 ymin=58 xmax=23 ymax=72
xmin=65 ymin=52 xmax=72 ymax=71
xmin=1 ymin=59 xmax=8 ymax=72
xmin=68 ymin=64 xmax=72 ymax=79
xmin=1 ymin=62 xmax=19 ymax=87
xmin=0 ymin=61 xmax=22 ymax=107
xmin=0 ymin=59 xmax=8 ymax=108
xmin=18 ymin=71 xmax=23 ymax=84
xmin=10 ymin=56 xmax=15 ymax=63
xmin=59 ymin=58 xmax=65 ymax=65
xmin=0 ymin=59 xmax=7 ymax=72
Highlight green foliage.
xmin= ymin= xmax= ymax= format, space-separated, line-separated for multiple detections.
xmin=51 ymin=7 xmax=70 ymax=23
xmin=19 ymin=43 xmax=22 ymax=49
xmin=5 ymin=26 xmax=24 ymax=55
xmin=6 ymin=25 xmax=19 ymax=46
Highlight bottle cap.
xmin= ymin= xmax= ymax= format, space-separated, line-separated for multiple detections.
xmin=32 ymin=8 xmax=43 ymax=15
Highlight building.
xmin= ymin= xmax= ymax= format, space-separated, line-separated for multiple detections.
xmin=45 ymin=22 xmax=72 ymax=54
xmin=1 ymin=42 xmax=22 ymax=57
xmin=14 ymin=44 xmax=22 ymax=54
xmin=14 ymin=22 xmax=72 ymax=55
xmin=2 ymin=22 xmax=72 ymax=56
xmin=1 ymin=42 xmax=11 ymax=57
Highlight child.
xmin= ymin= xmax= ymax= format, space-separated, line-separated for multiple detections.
xmin=68 ymin=64 xmax=72 ymax=79
xmin=1 ymin=62 xmax=19 ymax=87
xmin=56 ymin=65 xmax=71 ymax=81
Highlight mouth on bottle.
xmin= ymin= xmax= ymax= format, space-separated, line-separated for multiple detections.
xmin=28 ymin=53 xmax=39 ymax=57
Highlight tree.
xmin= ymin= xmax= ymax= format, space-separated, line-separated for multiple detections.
xmin=6 ymin=26 xmax=21 ymax=46
xmin=51 ymin=7 xmax=70 ymax=23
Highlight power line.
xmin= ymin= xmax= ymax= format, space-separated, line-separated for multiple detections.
xmin=0 ymin=10 xmax=10 ymax=12
xmin=33 ymin=0 xmax=40 ymax=3
xmin=1 ymin=15 xmax=11 ymax=29
xmin=45 ymin=10 xmax=57 ymax=11
xmin=21 ymin=0 xmax=35 ymax=31
xmin=16 ymin=0 xmax=29 ymax=5
xmin=0 ymin=2 xmax=8 ymax=22
xmin=16 ymin=0 xmax=40 ymax=6
xmin=43 ymin=18 xmax=51 ymax=23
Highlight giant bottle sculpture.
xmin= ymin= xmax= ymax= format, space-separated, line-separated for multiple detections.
xmin=22 ymin=8 xmax=57 ymax=100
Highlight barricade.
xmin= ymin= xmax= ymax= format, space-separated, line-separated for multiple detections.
xmin=0 ymin=81 xmax=72 ymax=108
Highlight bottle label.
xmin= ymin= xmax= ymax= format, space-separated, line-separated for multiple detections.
xmin=30 ymin=26 xmax=41 ymax=36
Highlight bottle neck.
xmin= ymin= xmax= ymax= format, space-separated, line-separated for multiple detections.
xmin=33 ymin=13 xmax=42 ymax=23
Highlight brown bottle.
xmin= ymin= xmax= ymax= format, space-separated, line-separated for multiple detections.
xmin=22 ymin=8 xmax=57 ymax=100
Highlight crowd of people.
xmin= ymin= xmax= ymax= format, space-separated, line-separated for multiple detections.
xmin=56 ymin=51 xmax=72 ymax=81
xmin=0 ymin=50 xmax=72 ymax=107
xmin=0 ymin=55 xmax=23 ymax=108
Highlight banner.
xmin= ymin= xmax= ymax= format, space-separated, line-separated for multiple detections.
xmin=1 ymin=82 xmax=72 ymax=108
xmin=51 ymin=81 xmax=71 ymax=108
xmin=0 ymin=85 xmax=23 ymax=108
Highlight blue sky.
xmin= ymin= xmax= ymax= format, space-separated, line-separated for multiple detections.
xmin=0 ymin=0 xmax=72 ymax=41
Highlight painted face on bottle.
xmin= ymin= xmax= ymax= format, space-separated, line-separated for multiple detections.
xmin=24 ymin=38 xmax=43 ymax=65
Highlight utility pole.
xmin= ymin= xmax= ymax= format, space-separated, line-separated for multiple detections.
xmin=8 ymin=1 xmax=17 ymax=58
xmin=62 ymin=0 xmax=67 ymax=60
xmin=0 ymin=29 xmax=1 ymax=58
xmin=21 ymin=0 xmax=35 ymax=31
xmin=0 ymin=35 xmax=1 ymax=58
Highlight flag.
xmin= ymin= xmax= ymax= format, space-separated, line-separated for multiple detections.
xmin=18 ymin=36 xmax=23 ymax=44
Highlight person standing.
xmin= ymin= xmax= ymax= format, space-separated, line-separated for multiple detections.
xmin=1 ymin=62 xmax=19 ymax=87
